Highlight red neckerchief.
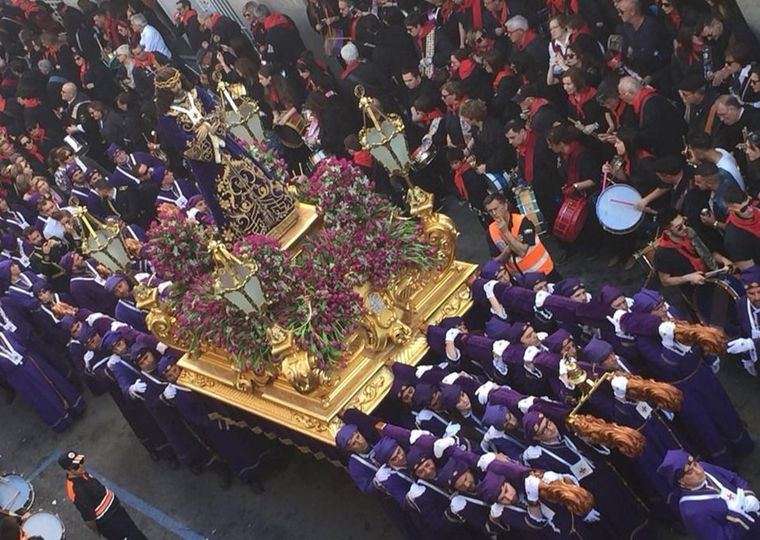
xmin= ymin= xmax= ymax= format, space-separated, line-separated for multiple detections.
xmin=632 ymin=86 xmax=657 ymax=117
xmin=264 ymin=13 xmax=290 ymax=30
xmin=267 ymin=85 xmax=281 ymax=108
xmin=460 ymin=0 xmax=483 ymax=30
xmin=209 ymin=12 xmax=222 ymax=29
xmin=180 ymin=8 xmax=197 ymax=26
xmin=517 ymin=29 xmax=539 ymax=51
xmin=350 ymin=16 xmax=360 ymax=41
xmin=134 ymin=52 xmax=157 ymax=69
xmin=517 ymin=128 xmax=539 ymax=183
xmin=606 ymin=52 xmax=622 ymax=69
xmin=567 ymin=87 xmax=597 ymax=121
xmin=453 ymin=161 xmax=472 ymax=199
xmin=727 ymin=206 xmax=760 ymax=237
xmin=489 ymin=3 xmax=508 ymax=25
xmin=569 ymin=25 xmax=591 ymax=44
xmin=457 ymin=58 xmax=476 ymax=80
xmin=440 ymin=0 xmax=454 ymax=22
xmin=353 ymin=150 xmax=373 ymax=168
xmin=0 ymin=95 xmax=5 ymax=113
xmin=446 ymin=95 xmax=467 ymax=114
xmin=340 ymin=60 xmax=360 ymax=79
xmin=14 ymin=0 xmax=41 ymax=18
xmin=30 ymin=127 xmax=47 ymax=145
xmin=658 ymin=234 xmax=706 ymax=272
xmin=669 ymin=10 xmax=681 ymax=30
xmin=610 ymin=100 xmax=626 ymax=129
xmin=565 ymin=140 xmax=584 ymax=185
xmin=419 ymin=108 xmax=444 ymax=124
xmin=22 ymin=98 xmax=41 ymax=109
xmin=417 ymin=21 xmax=435 ymax=51
xmin=78 ymin=61 xmax=89 ymax=84
xmin=527 ymin=97 xmax=549 ymax=124
xmin=492 ymin=66 xmax=515 ymax=92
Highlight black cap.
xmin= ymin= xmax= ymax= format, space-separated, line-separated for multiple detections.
xmin=58 ymin=451 xmax=85 ymax=470
xmin=512 ymin=84 xmax=541 ymax=104
xmin=653 ymin=155 xmax=685 ymax=175
xmin=677 ymin=73 xmax=707 ymax=93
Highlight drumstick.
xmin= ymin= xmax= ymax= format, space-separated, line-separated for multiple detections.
xmin=298 ymin=163 xmax=305 ymax=177
xmin=703 ymin=266 xmax=730 ymax=278
xmin=609 ymin=198 xmax=639 ymax=207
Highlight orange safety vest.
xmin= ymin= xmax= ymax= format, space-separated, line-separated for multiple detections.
xmin=488 ymin=214 xmax=554 ymax=275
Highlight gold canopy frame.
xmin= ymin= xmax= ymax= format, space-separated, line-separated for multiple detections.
xmin=138 ymin=198 xmax=477 ymax=446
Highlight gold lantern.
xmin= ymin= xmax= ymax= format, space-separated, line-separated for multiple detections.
xmin=354 ymin=86 xmax=433 ymax=215
xmin=217 ymin=80 xmax=265 ymax=144
xmin=73 ymin=207 xmax=131 ymax=272
xmin=208 ymin=239 xmax=266 ymax=314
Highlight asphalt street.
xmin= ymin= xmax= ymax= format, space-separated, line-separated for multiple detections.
xmin=1 ymin=196 xmax=758 ymax=539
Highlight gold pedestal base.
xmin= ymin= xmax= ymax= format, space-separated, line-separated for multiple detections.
xmin=177 ymin=259 xmax=477 ymax=445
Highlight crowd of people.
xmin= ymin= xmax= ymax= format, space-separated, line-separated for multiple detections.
xmin=0 ymin=0 xmax=758 ymax=538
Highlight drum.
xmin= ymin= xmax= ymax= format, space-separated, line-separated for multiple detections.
xmin=484 ymin=172 xmax=510 ymax=194
xmin=514 ymin=185 xmax=547 ymax=235
xmin=553 ymin=195 xmax=589 ymax=243
xmin=273 ymin=113 xmax=307 ymax=149
xmin=596 ymin=184 xmax=644 ymax=235
xmin=411 ymin=144 xmax=437 ymax=171
xmin=691 ymin=276 xmax=744 ymax=335
xmin=0 ymin=473 xmax=34 ymax=514
xmin=634 ymin=240 xmax=658 ymax=272
xmin=309 ymin=150 xmax=329 ymax=171
xmin=22 ymin=512 xmax=65 ymax=540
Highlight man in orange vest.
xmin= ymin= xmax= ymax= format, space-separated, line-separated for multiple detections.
xmin=483 ymin=193 xmax=559 ymax=281
xmin=59 ymin=451 xmax=146 ymax=540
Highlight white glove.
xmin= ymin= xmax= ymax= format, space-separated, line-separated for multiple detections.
xmin=492 ymin=340 xmax=510 ymax=358
xmin=658 ymin=321 xmax=676 ymax=347
xmin=476 ymin=381 xmax=498 ymax=405
xmin=610 ymin=376 xmax=628 ymax=401
xmin=477 ymin=452 xmax=496 ymax=471
xmin=162 ymin=384 xmax=177 ymax=400
xmin=742 ymin=358 xmax=758 ymax=377
xmin=483 ymin=280 xmax=497 ymax=299
xmin=110 ymin=321 xmax=128 ymax=330
xmin=726 ymin=488 xmax=746 ymax=514
xmin=535 ymin=290 xmax=550 ymax=308
xmin=416 ymin=365 xmax=434 ymax=378
xmin=445 ymin=328 xmax=461 ymax=343
xmin=410 ymin=429 xmax=432 ymax=443
xmin=128 ymin=379 xmax=147 ymax=400
xmin=156 ymin=342 xmax=168 ymax=354
xmin=727 ymin=338 xmax=755 ymax=355
xmin=523 ymin=346 xmax=540 ymax=365
xmin=525 ymin=476 xmax=540 ymax=502
xmin=83 ymin=350 xmax=95 ymax=371
xmin=743 ymin=494 xmax=760 ymax=513
xmin=541 ymin=471 xmax=561 ymax=483
xmin=583 ymin=509 xmax=601 ymax=522
xmin=709 ymin=357 xmax=720 ymax=374
xmin=517 ymin=396 xmax=535 ymax=414
xmin=433 ymin=436 xmax=457 ymax=458
xmin=609 ymin=309 xmax=626 ymax=336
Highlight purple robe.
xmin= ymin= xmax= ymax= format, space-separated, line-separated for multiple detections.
xmin=69 ymin=271 xmax=117 ymax=315
xmin=0 ymin=330 xmax=84 ymax=431
xmin=110 ymin=152 xmax=165 ymax=188
xmin=113 ymin=297 xmax=148 ymax=332
xmin=155 ymin=179 xmax=199 ymax=208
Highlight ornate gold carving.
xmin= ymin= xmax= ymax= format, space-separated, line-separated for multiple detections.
xmin=179 ymin=369 xmax=216 ymax=388
xmin=133 ymin=284 xmax=158 ymax=310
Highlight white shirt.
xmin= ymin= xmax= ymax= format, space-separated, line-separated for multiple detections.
xmin=139 ymin=25 xmax=172 ymax=59
xmin=715 ymin=148 xmax=745 ymax=189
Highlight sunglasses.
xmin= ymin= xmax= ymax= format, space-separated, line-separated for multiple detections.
xmin=565 ymin=53 xmax=577 ymax=59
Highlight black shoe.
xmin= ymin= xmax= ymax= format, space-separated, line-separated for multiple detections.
xmin=247 ymin=478 xmax=265 ymax=494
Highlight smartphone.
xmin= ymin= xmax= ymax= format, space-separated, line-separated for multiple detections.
xmin=523 ymin=227 xmax=536 ymax=246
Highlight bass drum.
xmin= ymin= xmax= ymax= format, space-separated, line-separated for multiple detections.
xmin=22 ymin=512 xmax=65 ymax=540
xmin=411 ymin=144 xmax=437 ymax=172
xmin=273 ymin=113 xmax=307 ymax=148
xmin=690 ymin=276 xmax=744 ymax=336
xmin=596 ymin=184 xmax=643 ymax=235
xmin=0 ymin=473 xmax=34 ymax=514
xmin=553 ymin=195 xmax=589 ymax=243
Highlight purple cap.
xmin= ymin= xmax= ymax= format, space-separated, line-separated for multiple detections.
xmin=486 ymin=317 xmax=511 ymax=340
xmin=335 ymin=424 xmax=359 ymax=451
xmin=632 ymin=288 xmax=662 ymax=314
xmin=59 ymin=251 xmax=74 ymax=273
xmin=157 ymin=354 xmax=176 ymax=375
xmin=543 ymin=329 xmax=571 ymax=354
xmin=438 ymin=457 xmax=470 ymax=489
xmin=101 ymin=330 xmax=125 ymax=352
xmin=187 ymin=195 xmax=204 ymax=208
xmin=150 ymin=166 xmax=167 ymax=184
xmin=476 ymin=470 xmax=506 ymax=504
xmin=106 ymin=143 xmax=123 ymax=159
xmin=390 ymin=362 xmax=417 ymax=398
xmin=26 ymin=192 xmax=42 ymax=209
xmin=581 ymin=338 xmax=613 ymax=365
xmin=482 ymin=403 xmax=507 ymax=429
xmin=501 ymin=322 xmax=529 ymax=343
xmin=741 ymin=266 xmax=760 ymax=289
xmin=515 ymin=272 xmax=547 ymax=290
xmin=60 ymin=314 xmax=76 ymax=333
xmin=438 ymin=383 xmax=462 ymax=410
xmin=600 ymin=285 xmax=624 ymax=307
xmin=104 ymin=274 xmax=127 ymax=293
xmin=65 ymin=163 xmax=80 ymax=177
xmin=657 ymin=449 xmax=691 ymax=488
xmin=75 ymin=322 xmax=98 ymax=343
xmin=554 ymin=278 xmax=583 ymax=298
xmin=129 ymin=342 xmax=151 ymax=359
xmin=412 ymin=383 xmax=436 ymax=408
xmin=522 ymin=410 xmax=543 ymax=443
xmin=406 ymin=445 xmax=432 ymax=470
xmin=32 ymin=279 xmax=51 ymax=296
xmin=439 ymin=317 xmax=463 ymax=330
xmin=372 ymin=436 xmax=399 ymax=465
xmin=480 ymin=260 xmax=503 ymax=280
